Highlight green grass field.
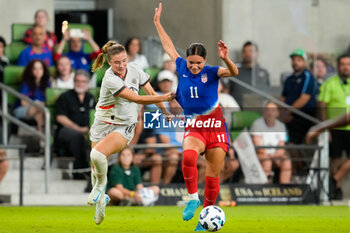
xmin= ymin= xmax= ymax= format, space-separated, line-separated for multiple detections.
xmin=0 ymin=206 xmax=349 ymax=233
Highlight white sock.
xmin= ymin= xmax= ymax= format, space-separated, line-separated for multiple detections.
xmin=189 ymin=192 xmax=199 ymax=200
xmin=90 ymin=148 xmax=108 ymax=189
xmin=91 ymin=167 xmax=96 ymax=187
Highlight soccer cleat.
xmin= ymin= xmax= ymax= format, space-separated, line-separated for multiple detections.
xmin=87 ymin=185 xmax=104 ymax=205
xmin=183 ymin=199 xmax=201 ymax=221
xmin=94 ymin=194 xmax=110 ymax=225
xmin=194 ymin=221 xmax=205 ymax=231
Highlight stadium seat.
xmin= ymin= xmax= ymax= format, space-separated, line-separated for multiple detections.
xmin=138 ymin=67 xmax=161 ymax=95
xmin=11 ymin=24 xmax=32 ymax=42
xmin=5 ymin=42 xmax=28 ymax=64
xmin=230 ymin=111 xmax=261 ymax=142
xmin=4 ymin=66 xmax=55 ymax=86
xmin=94 ymin=62 xmax=109 ymax=87
xmin=46 ymin=88 xmax=69 ymax=122
xmin=89 ymin=109 xmax=95 ymax=127
xmin=3 ymin=66 xmax=24 ymax=86
xmin=144 ymin=67 xmax=160 ymax=81
xmin=88 ymin=87 xmax=100 ymax=101
xmin=3 ymin=66 xmax=25 ymax=106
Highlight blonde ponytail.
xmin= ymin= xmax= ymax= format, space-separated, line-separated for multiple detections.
xmin=91 ymin=53 xmax=105 ymax=72
xmin=91 ymin=40 xmax=119 ymax=72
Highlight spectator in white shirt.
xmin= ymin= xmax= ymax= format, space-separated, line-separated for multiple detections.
xmin=250 ymin=101 xmax=291 ymax=184
xmin=51 ymin=56 xmax=75 ymax=89
xmin=125 ymin=37 xmax=149 ymax=70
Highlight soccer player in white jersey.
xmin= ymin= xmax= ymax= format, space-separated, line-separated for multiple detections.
xmin=88 ymin=41 xmax=175 ymax=224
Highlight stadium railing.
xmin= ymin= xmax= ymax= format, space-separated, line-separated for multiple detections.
xmin=227 ymin=76 xmax=330 ymax=202
xmin=0 ymin=144 xmax=26 ymax=206
xmin=0 ymin=83 xmax=51 ymax=194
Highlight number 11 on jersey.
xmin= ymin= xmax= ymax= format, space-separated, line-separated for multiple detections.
xmin=190 ymin=86 xmax=199 ymax=98
xmin=217 ymin=134 xmax=225 ymax=143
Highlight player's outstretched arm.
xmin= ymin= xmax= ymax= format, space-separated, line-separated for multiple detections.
xmin=154 ymin=3 xmax=180 ymax=61
xmin=217 ymin=40 xmax=239 ymax=78
xmin=141 ymin=82 xmax=173 ymax=119
xmin=306 ymin=112 xmax=350 ymax=144
xmin=118 ymin=87 xmax=176 ymax=105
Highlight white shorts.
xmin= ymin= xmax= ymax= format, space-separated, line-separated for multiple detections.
xmin=89 ymin=119 xmax=136 ymax=144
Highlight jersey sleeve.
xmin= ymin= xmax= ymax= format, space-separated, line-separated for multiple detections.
xmin=318 ymin=80 xmax=330 ymax=103
xmin=139 ymin=70 xmax=150 ymax=87
xmin=301 ymin=71 xmax=315 ymax=95
xmin=17 ymin=50 xmax=27 ymax=66
xmin=104 ymin=73 xmax=126 ymax=97
xmin=207 ymin=65 xmax=220 ymax=81
xmin=176 ymin=57 xmax=187 ymax=74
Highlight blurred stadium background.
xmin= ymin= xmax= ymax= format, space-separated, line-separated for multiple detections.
xmin=0 ymin=1 xmax=350 ymax=232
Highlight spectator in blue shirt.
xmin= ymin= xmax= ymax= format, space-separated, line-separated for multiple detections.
xmin=281 ymin=49 xmax=317 ymax=144
xmin=18 ymin=25 xmax=53 ymax=67
xmin=14 ymin=59 xmax=51 ymax=133
xmin=54 ymin=29 xmax=101 ymax=72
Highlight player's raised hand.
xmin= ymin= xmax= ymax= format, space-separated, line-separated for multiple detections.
xmin=83 ymin=29 xmax=92 ymax=41
xmin=154 ymin=3 xmax=163 ymax=24
xmin=62 ymin=28 xmax=70 ymax=41
xmin=218 ymin=40 xmax=229 ymax=60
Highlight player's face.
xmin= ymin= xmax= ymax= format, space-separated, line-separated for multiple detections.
xmin=32 ymin=27 xmax=45 ymax=46
xmin=314 ymin=60 xmax=327 ymax=79
xmin=119 ymin=149 xmax=133 ymax=167
xmin=158 ymin=80 xmax=173 ymax=93
xmin=32 ymin=61 xmax=44 ymax=81
xmin=187 ymin=55 xmax=206 ymax=75
xmin=242 ymin=45 xmax=257 ymax=64
xmin=74 ymin=74 xmax=89 ymax=94
xmin=108 ymin=51 xmax=128 ymax=77
xmin=264 ymin=102 xmax=279 ymax=122
xmin=128 ymin=39 xmax=140 ymax=56
xmin=338 ymin=57 xmax=350 ymax=78
xmin=57 ymin=57 xmax=72 ymax=76
xmin=291 ymin=56 xmax=306 ymax=72
xmin=70 ymin=38 xmax=82 ymax=52
xmin=35 ymin=11 xmax=48 ymax=27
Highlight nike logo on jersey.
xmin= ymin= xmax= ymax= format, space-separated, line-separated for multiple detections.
xmin=183 ymin=75 xmax=188 ymax=77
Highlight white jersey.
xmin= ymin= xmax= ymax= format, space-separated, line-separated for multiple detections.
xmin=94 ymin=63 xmax=150 ymax=125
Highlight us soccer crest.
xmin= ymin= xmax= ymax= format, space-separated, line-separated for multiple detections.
xmin=201 ymin=73 xmax=208 ymax=83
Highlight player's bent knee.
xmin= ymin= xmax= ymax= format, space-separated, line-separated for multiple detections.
xmin=167 ymin=153 xmax=179 ymax=165
xmin=152 ymin=154 xmax=162 ymax=164
xmin=183 ymin=150 xmax=198 ymax=167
